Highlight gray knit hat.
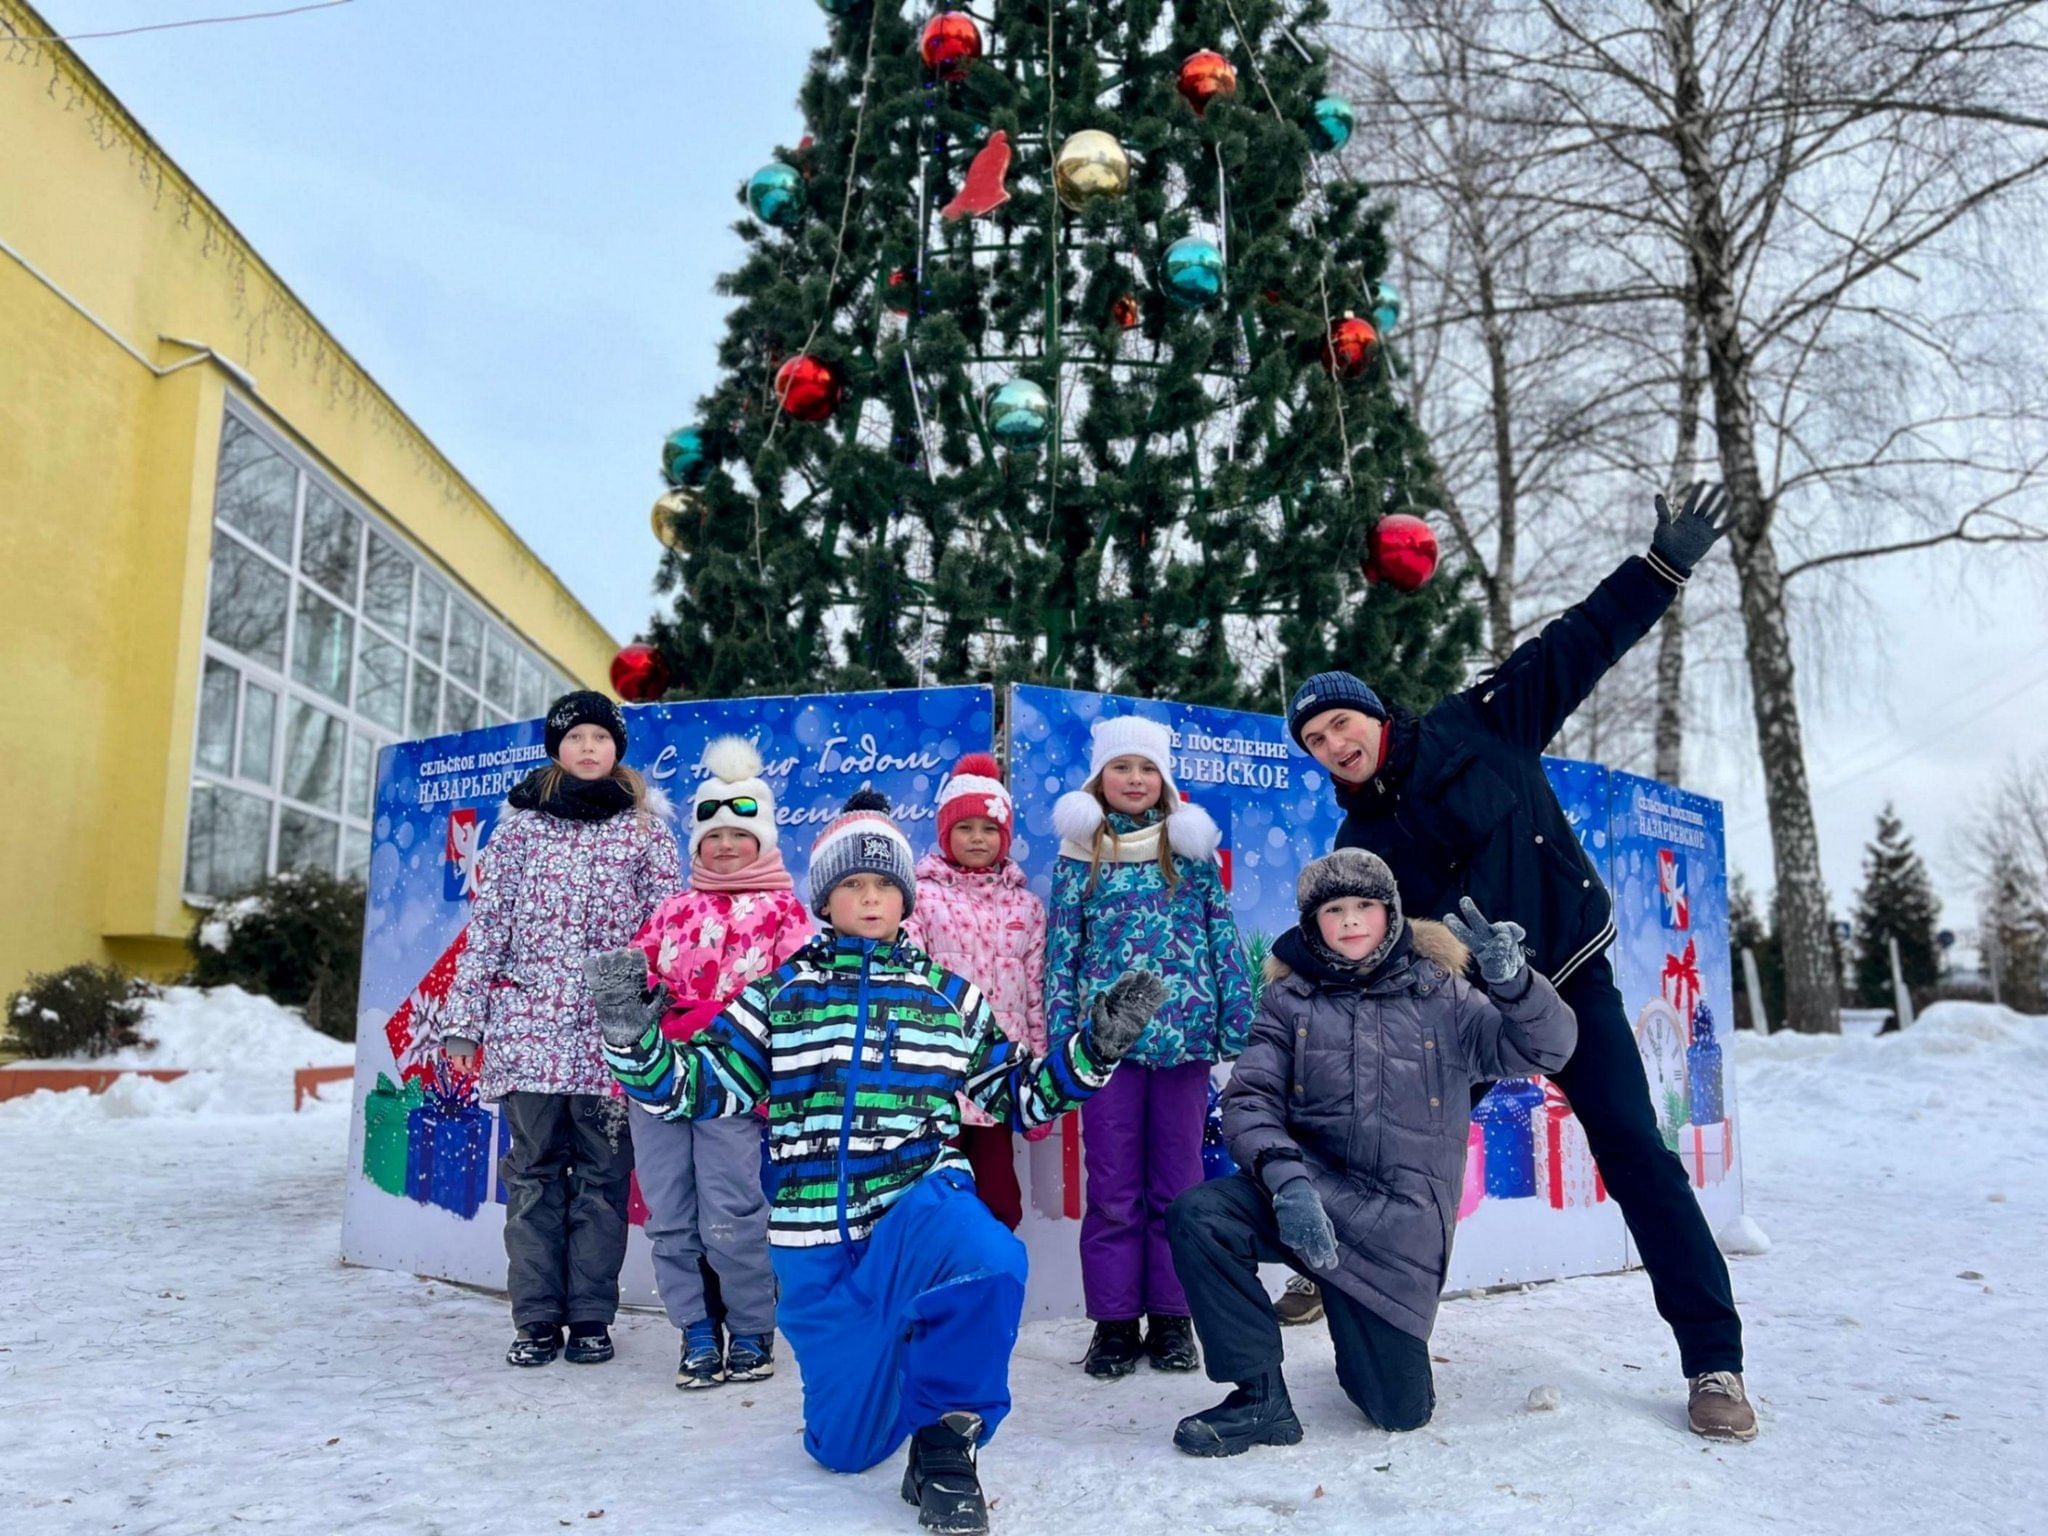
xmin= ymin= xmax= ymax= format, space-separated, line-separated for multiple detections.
xmin=807 ymin=788 xmax=918 ymax=919
xmin=1297 ymin=848 xmax=1405 ymax=969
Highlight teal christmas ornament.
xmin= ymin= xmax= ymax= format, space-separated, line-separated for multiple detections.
xmin=1160 ymin=235 xmax=1225 ymax=310
xmin=987 ymin=378 xmax=1052 ymax=447
xmin=746 ymin=162 xmax=806 ymax=229
xmin=661 ymin=425 xmax=712 ymax=488
xmin=1308 ymin=94 xmax=1355 ymax=153
xmin=1371 ymin=278 xmax=1402 ymax=335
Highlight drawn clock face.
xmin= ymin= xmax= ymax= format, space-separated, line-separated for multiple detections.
xmin=1632 ymin=997 xmax=1688 ymax=1115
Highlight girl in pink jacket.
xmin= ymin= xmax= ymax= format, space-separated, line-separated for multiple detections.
xmin=630 ymin=737 xmax=813 ymax=1389
xmin=911 ymin=752 xmax=1048 ymax=1230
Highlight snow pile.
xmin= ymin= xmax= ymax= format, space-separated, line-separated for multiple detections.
xmin=1 ymin=985 xmax=353 ymax=1121
xmin=1737 ymin=999 xmax=2047 ymax=1123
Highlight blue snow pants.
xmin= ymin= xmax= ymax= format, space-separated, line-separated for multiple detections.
xmin=769 ymin=1168 xmax=1029 ymax=1474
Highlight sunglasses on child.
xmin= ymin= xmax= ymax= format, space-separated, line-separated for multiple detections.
xmin=696 ymin=796 xmax=761 ymax=821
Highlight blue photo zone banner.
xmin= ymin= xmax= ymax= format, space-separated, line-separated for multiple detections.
xmin=1003 ymin=684 xmax=1739 ymax=1298
xmin=342 ymin=686 xmax=995 ymax=1299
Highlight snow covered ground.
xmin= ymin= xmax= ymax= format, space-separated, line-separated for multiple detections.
xmin=3 ymin=1002 xmax=2041 ymax=1535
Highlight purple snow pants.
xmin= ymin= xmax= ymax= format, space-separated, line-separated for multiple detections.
xmin=1078 ymin=1058 xmax=1211 ymax=1321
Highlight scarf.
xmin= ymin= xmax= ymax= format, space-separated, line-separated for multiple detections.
xmin=1058 ymin=807 xmax=1168 ymax=863
xmin=688 ymin=847 xmax=796 ymax=893
xmin=1276 ymin=922 xmax=1415 ymax=988
xmin=508 ymin=767 xmax=635 ymax=822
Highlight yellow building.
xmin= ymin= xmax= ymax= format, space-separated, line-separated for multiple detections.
xmin=0 ymin=1 xmax=617 ymax=995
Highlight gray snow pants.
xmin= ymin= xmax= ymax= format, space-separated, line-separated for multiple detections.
xmin=626 ymin=1108 xmax=777 ymax=1335
xmin=499 ymin=1092 xmax=634 ymax=1329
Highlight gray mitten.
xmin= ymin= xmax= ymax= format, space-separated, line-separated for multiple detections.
xmin=1086 ymin=970 xmax=1169 ymax=1063
xmin=583 ymin=949 xmax=666 ymax=1048
xmin=1442 ymin=897 xmax=1528 ymax=990
xmin=1273 ymin=1178 xmax=1340 ymax=1271
xmin=1649 ymin=479 xmax=1734 ymax=576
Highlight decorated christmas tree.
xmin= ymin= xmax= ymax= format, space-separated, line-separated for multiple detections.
xmin=637 ymin=0 xmax=1480 ymax=708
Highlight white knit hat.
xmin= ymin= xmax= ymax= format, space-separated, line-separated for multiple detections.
xmin=690 ymin=736 xmax=779 ymax=860
xmin=1086 ymin=714 xmax=1180 ymax=799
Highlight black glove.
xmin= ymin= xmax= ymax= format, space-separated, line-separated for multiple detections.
xmin=583 ymin=950 xmax=666 ymax=1049
xmin=1649 ymin=479 xmax=1733 ymax=577
xmin=1443 ymin=896 xmax=1528 ymax=990
xmin=1085 ymin=970 xmax=1169 ymax=1064
xmin=1273 ymin=1177 xmax=1340 ymax=1271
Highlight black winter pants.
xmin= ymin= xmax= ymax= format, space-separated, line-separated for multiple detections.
xmin=1167 ymin=1175 xmax=1435 ymax=1433
xmin=499 ymin=1092 xmax=634 ymax=1329
xmin=1546 ymin=953 xmax=1742 ymax=1376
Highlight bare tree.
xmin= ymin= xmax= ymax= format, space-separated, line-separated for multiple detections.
xmin=1342 ymin=0 xmax=2048 ymax=1030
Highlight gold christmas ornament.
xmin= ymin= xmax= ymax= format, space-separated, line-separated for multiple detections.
xmin=1053 ymin=129 xmax=1132 ymax=213
xmin=651 ymin=487 xmax=707 ymax=552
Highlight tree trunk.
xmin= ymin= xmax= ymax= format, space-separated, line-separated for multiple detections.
xmin=1658 ymin=0 xmax=1840 ymax=1032
xmin=1653 ymin=311 xmax=1704 ymax=786
xmin=1477 ymin=246 xmax=1519 ymax=666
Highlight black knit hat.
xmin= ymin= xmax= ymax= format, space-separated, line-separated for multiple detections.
xmin=1296 ymin=848 xmax=1405 ymax=969
xmin=544 ymin=690 xmax=629 ymax=761
xmin=1287 ymin=671 xmax=1388 ymax=749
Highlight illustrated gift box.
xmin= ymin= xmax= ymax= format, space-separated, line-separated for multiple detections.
xmin=1680 ymin=1118 xmax=1734 ymax=1188
xmin=1473 ymin=1078 xmax=1546 ymax=1199
xmin=363 ymin=1073 xmax=425 ymax=1196
xmin=405 ymin=1082 xmax=492 ymax=1219
xmin=1536 ymin=1082 xmax=1608 ymax=1210
xmin=384 ymin=928 xmax=472 ymax=1088
xmin=1201 ymin=1079 xmax=1237 ymax=1182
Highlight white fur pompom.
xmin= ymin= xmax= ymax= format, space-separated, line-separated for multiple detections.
xmin=1166 ymin=800 xmax=1222 ymax=860
xmin=1052 ymin=789 xmax=1105 ymax=847
xmin=642 ymin=784 xmax=675 ymax=823
xmin=702 ymin=735 xmax=763 ymax=785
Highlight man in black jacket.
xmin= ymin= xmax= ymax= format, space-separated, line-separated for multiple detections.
xmin=1281 ymin=483 xmax=1757 ymax=1443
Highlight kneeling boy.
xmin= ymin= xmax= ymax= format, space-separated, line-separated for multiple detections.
xmin=1167 ymin=849 xmax=1576 ymax=1455
xmin=590 ymin=790 xmax=1162 ymax=1533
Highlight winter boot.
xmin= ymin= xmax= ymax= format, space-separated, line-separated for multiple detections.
xmin=677 ymin=1319 xmax=726 ymax=1389
xmin=1144 ymin=1313 xmax=1200 ymax=1372
xmin=900 ymin=1411 xmax=988 ymax=1535
xmin=725 ymin=1332 xmax=776 ymax=1382
xmin=1082 ymin=1318 xmax=1145 ymax=1380
xmin=1173 ymin=1371 xmax=1306 ymax=1458
xmin=564 ymin=1322 xmax=614 ymax=1365
xmin=506 ymin=1322 xmax=562 ymax=1368
xmin=1275 ymin=1275 xmax=1324 ymax=1326
xmin=1687 ymin=1372 xmax=1759 ymax=1442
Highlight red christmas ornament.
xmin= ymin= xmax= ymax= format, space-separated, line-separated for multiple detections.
xmin=774 ymin=354 xmax=843 ymax=421
xmin=886 ymin=268 xmax=915 ymax=315
xmin=610 ymin=644 xmax=670 ymax=703
xmin=1177 ymin=50 xmax=1239 ymax=115
xmin=1321 ymin=312 xmax=1379 ymax=377
xmin=1110 ymin=294 xmax=1141 ymax=329
xmin=1364 ymin=513 xmax=1440 ymax=593
xmin=919 ymin=12 xmax=984 ymax=81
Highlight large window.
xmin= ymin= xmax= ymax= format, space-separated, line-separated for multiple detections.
xmin=186 ymin=408 xmax=575 ymax=900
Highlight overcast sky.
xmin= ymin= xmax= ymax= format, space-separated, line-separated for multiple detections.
xmin=30 ymin=1 xmax=2045 ymax=939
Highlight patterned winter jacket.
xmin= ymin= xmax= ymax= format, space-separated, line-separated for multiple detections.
xmin=444 ymin=799 xmax=681 ymax=1102
xmin=911 ymin=855 xmax=1047 ymax=1054
xmin=632 ymin=886 xmax=814 ymax=1040
xmin=1044 ymin=801 xmax=1257 ymax=1070
xmin=605 ymin=928 xmax=1114 ymax=1247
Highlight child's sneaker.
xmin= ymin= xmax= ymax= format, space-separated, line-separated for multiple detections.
xmin=564 ymin=1322 xmax=614 ymax=1364
xmin=900 ymin=1411 xmax=987 ymax=1534
xmin=725 ymin=1332 xmax=776 ymax=1382
xmin=677 ymin=1319 xmax=726 ymax=1390
xmin=1275 ymin=1275 xmax=1324 ymax=1326
xmin=1082 ymin=1318 xmax=1144 ymax=1379
xmin=1144 ymin=1313 xmax=1199 ymax=1372
xmin=506 ymin=1323 xmax=562 ymax=1368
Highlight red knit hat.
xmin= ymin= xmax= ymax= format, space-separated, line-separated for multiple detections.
xmin=936 ymin=752 xmax=1013 ymax=863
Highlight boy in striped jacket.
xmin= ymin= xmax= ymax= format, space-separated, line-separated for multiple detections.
xmin=589 ymin=789 xmax=1164 ymax=1536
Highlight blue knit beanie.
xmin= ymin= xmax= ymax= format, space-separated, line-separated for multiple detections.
xmin=1286 ymin=672 xmax=1387 ymax=749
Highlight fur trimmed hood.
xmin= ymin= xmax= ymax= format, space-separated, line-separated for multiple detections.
xmin=1263 ymin=917 xmax=1469 ymax=987
xmin=1051 ymin=790 xmax=1221 ymax=861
